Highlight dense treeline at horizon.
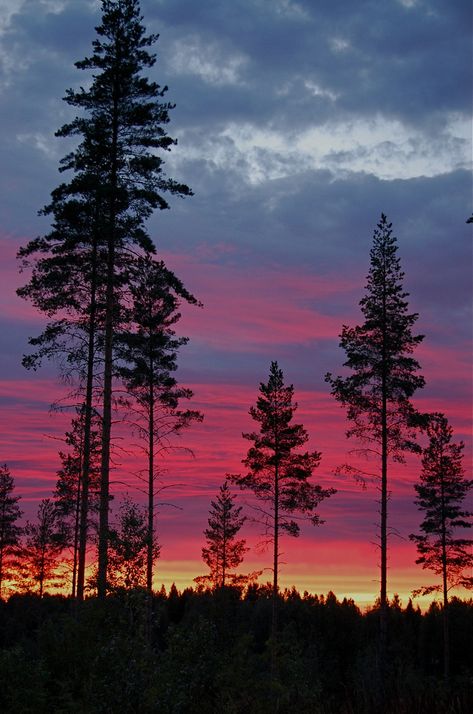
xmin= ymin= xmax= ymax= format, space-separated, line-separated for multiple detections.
xmin=0 ymin=586 xmax=472 ymax=713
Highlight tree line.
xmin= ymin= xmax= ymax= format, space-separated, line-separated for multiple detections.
xmin=2 ymin=0 xmax=472 ymax=705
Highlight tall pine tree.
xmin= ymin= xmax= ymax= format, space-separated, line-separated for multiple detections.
xmin=410 ymin=412 xmax=473 ymax=679
xmin=326 ymin=213 xmax=425 ymax=654
xmin=117 ymin=253 xmax=202 ymax=594
xmin=18 ymin=0 xmax=192 ymax=598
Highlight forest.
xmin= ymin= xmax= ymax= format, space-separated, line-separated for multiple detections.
xmin=0 ymin=1 xmax=472 ymax=712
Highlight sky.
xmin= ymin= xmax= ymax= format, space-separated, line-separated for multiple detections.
xmin=0 ymin=0 xmax=471 ymax=607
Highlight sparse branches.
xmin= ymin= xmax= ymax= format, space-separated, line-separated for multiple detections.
xmin=325 ymin=214 xmax=425 ymax=652
xmin=410 ymin=412 xmax=472 ymax=678
xmin=231 ymin=361 xmax=335 ymax=642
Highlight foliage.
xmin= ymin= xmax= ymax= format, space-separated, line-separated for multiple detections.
xmin=16 ymin=500 xmax=68 ymax=597
xmin=197 ymin=481 xmax=249 ymax=589
xmin=231 ymin=362 xmax=335 ymax=584
xmin=117 ymin=253 xmax=202 ymax=591
xmin=325 ymin=213 xmax=425 ymax=468
xmin=325 ymin=214 xmax=425 ymax=643
xmin=0 ymin=466 xmax=23 ymax=600
xmin=410 ymin=413 xmax=473 ymax=596
xmin=0 ymin=590 xmax=472 ymax=713
xmin=107 ymin=497 xmax=159 ymax=591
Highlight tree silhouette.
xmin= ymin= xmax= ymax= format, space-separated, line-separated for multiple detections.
xmin=0 ymin=465 xmax=23 ymax=599
xmin=108 ymin=497 xmax=157 ymax=590
xmin=18 ymin=499 xmax=68 ymax=597
xmin=197 ymin=481 xmax=248 ymax=589
xmin=19 ymin=0 xmax=192 ymax=599
xmin=410 ymin=412 xmax=473 ymax=679
xmin=17 ymin=158 xmax=107 ymax=602
xmin=117 ymin=253 xmax=202 ymax=594
xmin=231 ymin=361 xmax=335 ymax=645
xmin=326 ymin=213 xmax=425 ymax=653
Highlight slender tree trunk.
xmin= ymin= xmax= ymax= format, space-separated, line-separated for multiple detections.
xmin=97 ymin=235 xmax=115 ymax=599
xmin=380 ymin=383 xmax=388 ymax=657
xmin=77 ymin=232 xmax=99 ymax=602
xmin=71 ymin=449 xmax=82 ymax=598
xmin=272 ymin=461 xmax=279 ymax=652
xmin=380 ymin=261 xmax=388 ymax=668
xmin=0 ymin=549 xmax=4 ymax=600
xmin=222 ymin=507 xmax=227 ymax=588
xmin=440 ymin=469 xmax=450 ymax=681
xmin=97 ymin=73 xmax=119 ymax=600
xmin=147 ymin=380 xmax=154 ymax=595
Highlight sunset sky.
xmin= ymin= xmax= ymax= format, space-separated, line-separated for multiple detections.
xmin=0 ymin=0 xmax=471 ymax=607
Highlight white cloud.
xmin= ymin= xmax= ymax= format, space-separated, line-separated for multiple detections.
xmin=330 ymin=36 xmax=351 ymax=53
xmin=172 ymin=113 xmax=471 ymax=186
xmin=168 ymin=35 xmax=248 ymax=87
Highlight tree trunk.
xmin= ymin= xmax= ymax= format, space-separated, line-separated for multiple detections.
xmin=71 ymin=450 xmax=82 ymax=599
xmin=97 ymin=71 xmax=119 ymax=599
xmin=440 ymin=467 xmax=450 ymax=681
xmin=77 ymin=231 xmax=99 ymax=602
xmin=272 ymin=459 xmax=279 ymax=674
xmin=147 ymin=379 xmax=154 ymax=595
xmin=380 ymin=384 xmax=388 ymax=658
xmin=379 ymin=255 xmax=388 ymax=692
xmin=97 ymin=236 xmax=114 ymax=598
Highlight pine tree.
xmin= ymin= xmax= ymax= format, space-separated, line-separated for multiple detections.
xmin=18 ymin=0 xmax=192 ymax=599
xmin=0 ymin=465 xmax=23 ymax=599
xmin=410 ymin=413 xmax=473 ymax=679
xmin=117 ymin=253 xmax=202 ymax=594
xmin=17 ymin=176 xmax=107 ymax=602
xmin=198 ymin=481 xmax=248 ymax=589
xmin=231 ymin=361 xmax=335 ymax=643
xmin=325 ymin=213 xmax=425 ymax=652
xmin=107 ymin=497 xmax=157 ymax=590
xmin=19 ymin=499 xmax=68 ymax=597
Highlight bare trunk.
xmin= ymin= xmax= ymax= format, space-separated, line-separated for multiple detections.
xmin=380 ymin=260 xmax=388 ymax=666
xmin=440 ymin=469 xmax=450 ymax=681
xmin=77 ymin=232 xmax=99 ymax=602
xmin=380 ymin=384 xmax=388 ymax=658
xmin=272 ymin=459 xmax=279 ymax=676
xmin=97 ymin=242 xmax=114 ymax=598
xmin=147 ymin=379 xmax=154 ymax=595
xmin=97 ymin=72 xmax=119 ymax=599
xmin=71 ymin=449 xmax=82 ymax=598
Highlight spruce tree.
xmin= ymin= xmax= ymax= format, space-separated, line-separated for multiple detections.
xmin=117 ymin=253 xmax=202 ymax=594
xmin=326 ymin=213 xmax=425 ymax=653
xmin=19 ymin=499 xmax=68 ymax=597
xmin=107 ymin=497 xmax=156 ymax=590
xmin=199 ymin=481 xmax=248 ymax=589
xmin=0 ymin=465 xmax=23 ymax=599
xmin=410 ymin=412 xmax=473 ymax=679
xmin=231 ymin=361 xmax=335 ymax=643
